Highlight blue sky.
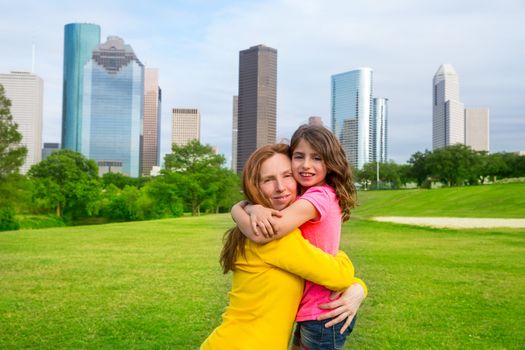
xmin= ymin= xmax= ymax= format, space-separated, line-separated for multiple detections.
xmin=1 ymin=0 xmax=524 ymax=165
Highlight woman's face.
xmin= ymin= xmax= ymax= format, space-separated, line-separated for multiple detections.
xmin=258 ymin=153 xmax=297 ymax=210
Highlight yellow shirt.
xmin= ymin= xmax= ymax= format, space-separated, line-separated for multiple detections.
xmin=201 ymin=229 xmax=360 ymax=350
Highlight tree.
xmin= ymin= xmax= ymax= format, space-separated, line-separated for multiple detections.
xmin=101 ymin=172 xmax=150 ymax=189
xmin=0 ymin=84 xmax=29 ymax=230
xmin=164 ymin=140 xmax=237 ymax=215
xmin=142 ymin=178 xmax=183 ymax=217
xmin=398 ymin=164 xmax=412 ymax=187
xmin=201 ymin=167 xmax=242 ymax=213
xmin=0 ymin=84 xmax=27 ymax=179
xmin=426 ymin=144 xmax=480 ymax=186
xmin=357 ymin=161 xmax=402 ymax=190
xmin=407 ymin=150 xmax=432 ymax=187
xmin=488 ymin=152 xmax=525 ymax=180
xmin=99 ymin=184 xmax=155 ymax=221
xmin=28 ymin=150 xmax=101 ymax=219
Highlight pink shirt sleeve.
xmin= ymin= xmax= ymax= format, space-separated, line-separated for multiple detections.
xmin=299 ymin=186 xmax=332 ymax=223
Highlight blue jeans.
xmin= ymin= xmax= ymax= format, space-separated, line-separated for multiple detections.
xmin=292 ymin=316 xmax=357 ymax=350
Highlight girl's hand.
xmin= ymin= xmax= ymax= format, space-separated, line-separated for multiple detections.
xmin=245 ymin=204 xmax=282 ymax=238
xmin=317 ymin=283 xmax=365 ymax=334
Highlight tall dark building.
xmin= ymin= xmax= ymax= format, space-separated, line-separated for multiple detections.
xmin=236 ymin=44 xmax=277 ymax=173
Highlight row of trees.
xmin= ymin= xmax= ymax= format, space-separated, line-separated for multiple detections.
xmin=1 ymin=142 xmax=242 ymax=230
xmin=27 ymin=141 xmax=240 ymax=221
xmin=356 ymin=144 xmax=525 ymax=189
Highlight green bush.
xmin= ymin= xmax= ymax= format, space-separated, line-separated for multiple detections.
xmin=0 ymin=206 xmax=20 ymax=231
xmin=17 ymin=215 xmax=65 ymax=229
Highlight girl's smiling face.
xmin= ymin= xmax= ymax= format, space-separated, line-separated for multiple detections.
xmin=291 ymin=139 xmax=327 ymax=188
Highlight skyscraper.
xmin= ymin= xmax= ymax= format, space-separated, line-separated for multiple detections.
xmin=432 ymin=64 xmax=465 ymax=150
xmin=432 ymin=64 xmax=490 ymax=152
xmin=231 ymin=95 xmax=238 ymax=171
xmin=0 ymin=72 xmax=43 ymax=173
xmin=172 ymin=108 xmax=201 ymax=146
xmin=465 ymin=108 xmax=489 ymax=152
xmin=81 ymin=36 xmax=144 ymax=177
xmin=371 ymin=98 xmax=388 ymax=163
xmin=331 ymin=68 xmax=373 ymax=169
xmin=142 ymin=68 xmax=161 ymax=176
xmin=61 ymin=23 xmax=101 ymax=151
xmin=236 ymin=44 xmax=277 ymax=173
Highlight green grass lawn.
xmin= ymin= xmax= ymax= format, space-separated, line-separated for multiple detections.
xmin=1 ymin=184 xmax=524 ymax=349
xmin=354 ymin=182 xmax=525 ymax=218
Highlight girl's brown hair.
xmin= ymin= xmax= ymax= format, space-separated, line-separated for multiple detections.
xmin=290 ymin=124 xmax=357 ymax=222
xmin=220 ymin=143 xmax=291 ymax=273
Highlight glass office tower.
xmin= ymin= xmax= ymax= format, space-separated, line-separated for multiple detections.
xmin=82 ymin=36 xmax=144 ymax=177
xmin=371 ymin=97 xmax=388 ymax=163
xmin=331 ymin=68 xmax=373 ymax=169
xmin=62 ymin=23 xmax=101 ymax=151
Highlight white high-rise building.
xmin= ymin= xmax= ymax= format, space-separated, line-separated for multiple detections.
xmin=331 ymin=68 xmax=374 ymax=169
xmin=0 ymin=71 xmax=43 ymax=173
xmin=172 ymin=108 xmax=201 ymax=146
xmin=432 ymin=64 xmax=490 ymax=152
xmin=371 ymin=98 xmax=388 ymax=163
xmin=232 ymin=96 xmax=238 ymax=171
xmin=465 ymin=108 xmax=489 ymax=152
xmin=432 ymin=64 xmax=465 ymax=150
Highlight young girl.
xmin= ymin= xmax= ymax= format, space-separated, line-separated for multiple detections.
xmin=231 ymin=124 xmax=366 ymax=349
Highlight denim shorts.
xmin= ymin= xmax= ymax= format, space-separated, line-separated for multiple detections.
xmin=292 ymin=315 xmax=357 ymax=350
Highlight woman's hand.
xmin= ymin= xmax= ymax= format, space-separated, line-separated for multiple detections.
xmin=245 ymin=204 xmax=282 ymax=238
xmin=317 ymin=282 xmax=365 ymax=334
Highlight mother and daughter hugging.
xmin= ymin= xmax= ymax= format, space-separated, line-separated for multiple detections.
xmin=201 ymin=124 xmax=367 ymax=350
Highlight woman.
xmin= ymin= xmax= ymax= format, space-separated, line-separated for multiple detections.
xmin=201 ymin=144 xmax=365 ymax=349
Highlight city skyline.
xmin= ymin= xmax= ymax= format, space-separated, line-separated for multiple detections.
xmin=1 ymin=0 xmax=523 ymax=166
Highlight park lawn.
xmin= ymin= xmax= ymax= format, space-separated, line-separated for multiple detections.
xmin=1 ymin=214 xmax=524 ymax=349
xmin=354 ymin=182 xmax=525 ymax=219
xmin=0 ymin=216 xmax=232 ymax=349
xmin=341 ymin=219 xmax=525 ymax=349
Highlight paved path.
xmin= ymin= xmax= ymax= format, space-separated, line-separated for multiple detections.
xmin=372 ymin=216 xmax=525 ymax=229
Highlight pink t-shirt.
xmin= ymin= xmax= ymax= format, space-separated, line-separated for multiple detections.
xmin=295 ymin=184 xmax=342 ymax=322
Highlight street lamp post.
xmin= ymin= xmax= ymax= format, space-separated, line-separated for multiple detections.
xmin=376 ymin=161 xmax=380 ymax=190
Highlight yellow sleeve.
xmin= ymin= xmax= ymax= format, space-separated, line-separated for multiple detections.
xmin=256 ymin=229 xmax=355 ymax=291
